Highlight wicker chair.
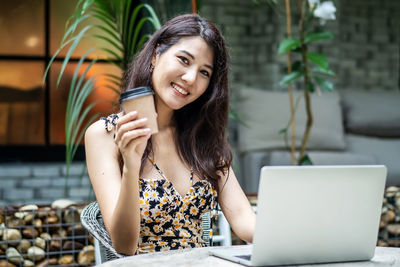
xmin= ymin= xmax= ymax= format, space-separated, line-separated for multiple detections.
xmin=80 ymin=201 xmax=228 ymax=264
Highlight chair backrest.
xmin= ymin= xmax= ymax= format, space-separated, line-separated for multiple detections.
xmin=80 ymin=202 xmax=123 ymax=263
xmin=80 ymin=201 xmax=228 ymax=263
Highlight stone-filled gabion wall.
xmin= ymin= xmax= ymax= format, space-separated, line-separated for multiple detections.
xmin=379 ymin=186 xmax=400 ymax=247
xmin=0 ymin=200 xmax=95 ymax=266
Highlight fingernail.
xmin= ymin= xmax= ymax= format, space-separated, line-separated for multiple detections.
xmin=144 ymin=128 xmax=151 ymax=132
xmin=130 ymin=111 xmax=137 ymax=115
xmin=139 ymin=117 xmax=148 ymax=122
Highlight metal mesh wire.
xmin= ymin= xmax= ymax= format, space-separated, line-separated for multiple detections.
xmin=0 ymin=203 xmax=95 ymax=266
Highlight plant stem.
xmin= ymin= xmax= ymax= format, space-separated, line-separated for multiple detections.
xmin=285 ymin=0 xmax=296 ymax=165
xmin=298 ymin=0 xmax=313 ymax=164
xmin=192 ymin=0 xmax=197 ymax=14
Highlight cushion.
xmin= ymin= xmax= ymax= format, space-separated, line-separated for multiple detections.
xmin=340 ymin=90 xmax=400 ymax=137
xmin=237 ymin=88 xmax=346 ymax=153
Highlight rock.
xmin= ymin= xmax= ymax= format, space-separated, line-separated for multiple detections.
xmin=33 ymin=219 xmax=43 ymax=232
xmin=377 ymin=240 xmax=388 ymax=247
xmin=49 ymin=238 xmax=61 ymax=252
xmin=387 ymin=224 xmax=400 ymax=236
xmin=78 ymin=245 xmax=95 ymax=265
xmin=22 ymin=227 xmax=39 ymax=239
xmin=0 ymin=260 xmax=16 ymax=267
xmin=58 ymin=254 xmax=75 ymax=265
xmin=0 ymin=247 xmax=4 ymax=255
xmin=388 ymin=239 xmax=400 ymax=247
xmin=5 ymin=217 xmax=25 ymax=228
xmin=379 ymin=220 xmax=387 ymax=229
xmin=40 ymin=232 xmax=51 ymax=241
xmin=0 ymin=216 xmax=3 ymax=224
xmin=386 ymin=186 xmax=400 ymax=198
xmin=63 ymin=208 xmax=80 ymax=224
xmin=14 ymin=212 xmax=25 ymax=220
xmin=2 ymin=229 xmax=21 ymax=242
xmin=51 ymin=199 xmax=76 ymax=209
xmin=6 ymin=247 xmax=23 ymax=265
xmin=17 ymin=239 xmax=31 ymax=254
xmin=62 ymin=240 xmax=84 ymax=251
xmin=381 ymin=210 xmax=396 ymax=223
xmin=35 ymin=259 xmax=51 ymax=267
xmin=34 ymin=237 xmax=46 ymax=250
xmin=37 ymin=208 xmax=51 ymax=219
xmin=27 ymin=246 xmax=45 ymax=261
xmin=23 ymin=259 xmax=35 ymax=267
xmin=67 ymin=224 xmax=87 ymax=243
xmin=19 ymin=205 xmax=39 ymax=212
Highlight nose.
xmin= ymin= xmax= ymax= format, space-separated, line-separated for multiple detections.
xmin=181 ymin=67 xmax=197 ymax=85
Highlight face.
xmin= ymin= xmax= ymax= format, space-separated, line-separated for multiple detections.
xmin=151 ymin=36 xmax=214 ymax=111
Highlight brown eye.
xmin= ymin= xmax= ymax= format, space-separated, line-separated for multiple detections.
xmin=178 ymin=56 xmax=189 ymax=64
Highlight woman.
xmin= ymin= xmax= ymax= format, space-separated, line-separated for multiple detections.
xmin=85 ymin=13 xmax=256 ymax=255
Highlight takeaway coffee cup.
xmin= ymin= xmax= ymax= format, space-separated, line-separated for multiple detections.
xmin=119 ymin=86 xmax=158 ymax=134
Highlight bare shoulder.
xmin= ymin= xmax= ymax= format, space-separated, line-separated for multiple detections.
xmin=85 ymin=118 xmax=115 ymax=148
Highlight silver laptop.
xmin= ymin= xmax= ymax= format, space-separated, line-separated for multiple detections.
xmin=210 ymin=165 xmax=387 ymax=266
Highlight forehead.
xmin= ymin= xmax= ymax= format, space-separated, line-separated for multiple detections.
xmin=168 ymin=36 xmax=214 ymax=65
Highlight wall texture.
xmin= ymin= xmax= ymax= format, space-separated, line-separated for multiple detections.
xmin=1 ymin=0 xmax=399 ymax=206
xmin=200 ymin=0 xmax=399 ymax=92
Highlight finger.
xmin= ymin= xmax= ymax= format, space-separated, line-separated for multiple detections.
xmin=116 ymin=111 xmax=138 ymax=128
xmin=120 ymin=128 xmax=151 ymax=148
xmin=118 ymin=118 xmax=148 ymax=135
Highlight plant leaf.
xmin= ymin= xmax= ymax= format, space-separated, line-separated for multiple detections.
xmin=278 ymin=38 xmax=302 ymax=54
xmin=304 ymin=31 xmax=334 ymax=44
xmin=311 ymin=67 xmax=336 ymax=77
xmin=306 ymin=53 xmax=329 ymax=70
xmin=299 ymin=154 xmax=313 ymax=165
xmin=279 ymin=71 xmax=303 ymax=85
xmin=314 ymin=76 xmax=334 ymax=91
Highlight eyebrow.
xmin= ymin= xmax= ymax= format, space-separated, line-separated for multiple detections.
xmin=179 ymin=50 xmax=214 ymax=71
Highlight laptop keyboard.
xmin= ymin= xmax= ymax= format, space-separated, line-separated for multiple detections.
xmin=236 ymin=254 xmax=251 ymax=261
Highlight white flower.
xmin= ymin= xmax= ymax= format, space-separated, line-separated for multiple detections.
xmin=308 ymin=0 xmax=320 ymax=9
xmin=313 ymin=1 xmax=336 ymax=25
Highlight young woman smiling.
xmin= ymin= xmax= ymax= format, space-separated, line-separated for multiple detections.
xmin=85 ymin=14 xmax=256 ymax=255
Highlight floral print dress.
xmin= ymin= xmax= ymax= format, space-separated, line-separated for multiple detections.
xmin=101 ymin=114 xmax=218 ymax=254
xmin=137 ymin=173 xmax=218 ymax=254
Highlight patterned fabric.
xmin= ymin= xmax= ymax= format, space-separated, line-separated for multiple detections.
xmin=137 ymin=177 xmax=218 ymax=254
xmin=101 ymin=114 xmax=218 ymax=254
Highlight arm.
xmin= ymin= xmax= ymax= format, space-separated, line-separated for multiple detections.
xmin=85 ymin=111 xmax=150 ymax=255
xmin=217 ymin=167 xmax=256 ymax=243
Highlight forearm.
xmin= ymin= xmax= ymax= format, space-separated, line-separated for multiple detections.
xmin=109 ymin=166 xmax=141 ymax=255
xmin=231 ymin=208 xmax=256 ymax=243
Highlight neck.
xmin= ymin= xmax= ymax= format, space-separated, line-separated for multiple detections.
xmin=155 ymin=97 xmax=174 ymax=130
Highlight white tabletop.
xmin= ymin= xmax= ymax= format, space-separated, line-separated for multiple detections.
xmin=99 ymin=245 xmax=400 ymax=267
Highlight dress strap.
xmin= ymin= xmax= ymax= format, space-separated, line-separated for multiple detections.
xmin=101 ymin=114 xmax=119 ymax=132
xmin=148 ymin=157 xmax=193 ymax=184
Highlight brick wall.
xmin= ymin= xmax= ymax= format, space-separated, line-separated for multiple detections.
xmin=201 ymin=0 xmax=399 ymax=92
xmin=1 ymin=0 xmax=399 ymax=206
xmin=0 ymin=163 xmax=94 ymax=206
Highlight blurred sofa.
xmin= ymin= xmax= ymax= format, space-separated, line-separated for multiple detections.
xmin=234 ymin=88 xmax=400 ymax=193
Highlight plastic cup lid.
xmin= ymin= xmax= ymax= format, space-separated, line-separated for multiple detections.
xmin=119 ymin=86 xmax=154 ymax=103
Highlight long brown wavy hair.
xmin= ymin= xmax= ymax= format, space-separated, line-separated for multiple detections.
xmin=123 ymin=14 xmax=232 ymax=190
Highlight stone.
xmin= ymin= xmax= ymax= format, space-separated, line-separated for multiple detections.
xmin=22 ymin=228 xmax=39 ymax=239
xmin=17 ymin=239 xmax=31 ymax=254
xmin=387 ymin=224 xmax=400 ymax=235
xmin=62 ymin=240 xmax=84 ymax=251
xmin=35 ymin=259 xmax=52 ymax=267
xmin=0 ymin=260 xmax=16 ymax=267
xmin=5 ymin=217 xmax=24 ymax=228
xmin=2 ymin=229 xmax=21 ymax=242
xmin=381 ymin=210 xmax=396 ymax=223
xmin=19 ymin=205 xmax=39 ymax=212
xmin=33 ymin=219 xmax=43 ymax=232
xmin=67 ymin=224 xmax=87 ymax=244
xmin=6 ymin=247 xmax=23 ymax=265
xmin=58 ymin=254 xmax=75 ymax=265
xmin=0 ymin=215 xmax=3 ymax=224
xmin=63 ymin=208 xmax=80 ymax=224
xmin=39 ymin=232 xmax=51 ymax=241
xmin=34 ymin=237 xmax=46 ymax=250
xmin=77 ymin=245 xmax=95 ymax=265
xmin=49 ymin=238 xmax=61 ymax=252
xmin=51 ymin=199 xmax=76 ymax=209
xmin=27 ymin=246 xmax=45 ymax=261
xmin=23 ymin=259 xmax=35 ymax=267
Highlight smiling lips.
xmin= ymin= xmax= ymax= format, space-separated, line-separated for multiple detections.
xmin=171 ymin=82 xmax=189 ymax=96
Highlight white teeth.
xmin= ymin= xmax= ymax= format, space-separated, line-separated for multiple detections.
xmin=172 ymin=83 xmax=188 ymax=95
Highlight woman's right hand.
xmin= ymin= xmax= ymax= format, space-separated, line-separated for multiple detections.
xmin=114 ymin=111 xmax=151 ymax=169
